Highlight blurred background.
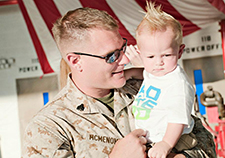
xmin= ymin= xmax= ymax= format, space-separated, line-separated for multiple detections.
xmin=0 ymin=0 xmax=225 ymax=157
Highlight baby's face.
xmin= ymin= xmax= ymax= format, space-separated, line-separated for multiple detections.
xmin=137 ymin=27 xmax=180 ymax=77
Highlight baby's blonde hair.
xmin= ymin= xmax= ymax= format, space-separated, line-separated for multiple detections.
xmin=136 ymin=1 xmax=183 ymax=46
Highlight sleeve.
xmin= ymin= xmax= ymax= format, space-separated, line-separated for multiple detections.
xmin=21 ymin=116 xmax=74 ymax=158
xmin=180 ymin=115 xmax=216 ymax=158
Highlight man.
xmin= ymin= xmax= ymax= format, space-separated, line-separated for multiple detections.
xmin=22 ymin=7 xmax=216 ymax=158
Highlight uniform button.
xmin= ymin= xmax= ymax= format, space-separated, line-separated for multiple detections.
xmin=77 ymin=104 xmax=85 ymax=111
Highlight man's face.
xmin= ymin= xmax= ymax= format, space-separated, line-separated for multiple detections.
xmin=137 ymin=27 xmax=180 ymax=77
xmin=67 ymin=29 xmax=130 ymax=93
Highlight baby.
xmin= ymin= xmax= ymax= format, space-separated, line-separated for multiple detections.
xmin=128 ymin=2 xmax=196 ymax=158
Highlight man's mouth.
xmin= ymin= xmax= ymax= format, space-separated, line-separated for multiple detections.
xmin=112 ymin=70 xmax=123 ymax=74
xmin=112 ymin=70 xmax=125 ymax=78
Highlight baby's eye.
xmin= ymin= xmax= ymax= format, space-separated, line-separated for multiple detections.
xmin=148 ymin=55 xmax=154 ymax=58
xmin=164 ymin=54 xmax=172 ymax=57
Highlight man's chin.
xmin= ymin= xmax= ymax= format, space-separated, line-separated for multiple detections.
xmin=112 ymin=78 xmax=126 ymax=88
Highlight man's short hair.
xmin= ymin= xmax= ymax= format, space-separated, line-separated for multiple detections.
xmin=52 ymin=7 xmax=118 ymax=58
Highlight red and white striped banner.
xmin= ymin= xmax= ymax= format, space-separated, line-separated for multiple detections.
xmin=2 ymin=0 xmax=225 ymax=75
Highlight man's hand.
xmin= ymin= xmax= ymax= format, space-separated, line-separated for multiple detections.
xmin=109 ymin=129 xmax=147 ymax=158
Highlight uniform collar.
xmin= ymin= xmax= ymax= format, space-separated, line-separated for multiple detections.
xmin=64 ymin=74 xmax=134 ymax=117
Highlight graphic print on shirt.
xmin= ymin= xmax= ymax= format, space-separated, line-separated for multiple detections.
xmin=132 ymin=84 xmax=161 ymax=120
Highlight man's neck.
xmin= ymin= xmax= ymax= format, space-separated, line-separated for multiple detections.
xmin=89 ymin=89 xmax=111 ymax=98
xmin=71 ymin=77 xmax=111 ymax=98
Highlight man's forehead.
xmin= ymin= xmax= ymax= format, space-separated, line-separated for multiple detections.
xmin=89 ymin=29 xmax=122 ymax=45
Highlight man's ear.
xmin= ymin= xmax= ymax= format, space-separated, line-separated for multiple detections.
xmin=178 ymin=44 xmax=185 ymax=59
xmin=66 ymin=54 xmax=82 ymax=71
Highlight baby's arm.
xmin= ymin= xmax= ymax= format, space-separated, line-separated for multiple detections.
xmin=148 ymin=123 xmax=184 ymax=158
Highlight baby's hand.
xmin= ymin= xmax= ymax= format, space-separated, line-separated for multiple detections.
xmin=148 ymin=141 xmax=172 ymax=158
xmin=125 ymin=45 xmax=143 ymax=67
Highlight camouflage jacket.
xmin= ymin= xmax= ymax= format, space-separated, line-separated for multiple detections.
xmin=21 ymin=77 xmax=216 ymax=158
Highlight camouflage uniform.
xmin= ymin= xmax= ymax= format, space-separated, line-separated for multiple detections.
xmin=21 ymin=76 xmax=216 ymax=158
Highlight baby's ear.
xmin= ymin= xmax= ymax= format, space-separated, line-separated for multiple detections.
xmin=178 ymin=44 xmax=185 ymax=59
